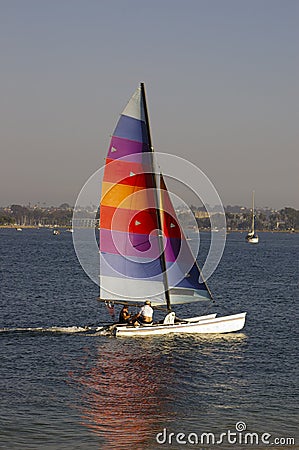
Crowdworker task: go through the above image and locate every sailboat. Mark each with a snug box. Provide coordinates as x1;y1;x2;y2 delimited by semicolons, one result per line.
98;83;246;336
246;191;259;244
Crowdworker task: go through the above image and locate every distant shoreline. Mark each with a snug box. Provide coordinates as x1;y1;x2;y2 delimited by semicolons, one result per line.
0;225;70;229
0;225;297;233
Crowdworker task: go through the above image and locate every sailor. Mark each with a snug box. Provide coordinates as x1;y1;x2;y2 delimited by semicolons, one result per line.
133;300;154;326
118;305;131;324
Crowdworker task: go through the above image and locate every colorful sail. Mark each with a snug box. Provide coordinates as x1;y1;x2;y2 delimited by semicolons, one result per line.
159;175;212;304
99;83;212;306
99;85;166;303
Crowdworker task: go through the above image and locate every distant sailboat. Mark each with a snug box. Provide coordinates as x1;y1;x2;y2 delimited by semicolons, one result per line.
98;83;246;336
246;191;259;244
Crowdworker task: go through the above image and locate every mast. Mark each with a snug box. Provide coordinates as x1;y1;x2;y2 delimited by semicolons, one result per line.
140;83;171;311
252;190;255;233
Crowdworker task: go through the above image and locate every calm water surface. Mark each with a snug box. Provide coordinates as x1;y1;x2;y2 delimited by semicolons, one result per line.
0;229;298;449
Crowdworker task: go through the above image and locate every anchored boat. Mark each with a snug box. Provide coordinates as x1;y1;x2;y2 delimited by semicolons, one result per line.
246;191;259;244
98;83;246;336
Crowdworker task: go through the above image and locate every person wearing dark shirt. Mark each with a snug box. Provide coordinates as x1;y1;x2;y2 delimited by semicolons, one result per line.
118;305;131;324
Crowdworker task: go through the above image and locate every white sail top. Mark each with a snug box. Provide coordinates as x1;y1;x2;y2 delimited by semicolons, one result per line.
122;85;146;122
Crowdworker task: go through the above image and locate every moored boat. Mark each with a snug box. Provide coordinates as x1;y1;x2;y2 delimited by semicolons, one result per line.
246;191;259;244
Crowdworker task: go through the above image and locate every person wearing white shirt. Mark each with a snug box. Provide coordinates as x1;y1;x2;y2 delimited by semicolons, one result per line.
133;300;153;325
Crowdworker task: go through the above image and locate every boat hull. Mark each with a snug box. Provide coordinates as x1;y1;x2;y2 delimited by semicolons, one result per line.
246;236;259;244
114;312;246;337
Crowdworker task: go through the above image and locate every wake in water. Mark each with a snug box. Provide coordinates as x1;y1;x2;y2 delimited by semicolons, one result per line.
0;325;107;334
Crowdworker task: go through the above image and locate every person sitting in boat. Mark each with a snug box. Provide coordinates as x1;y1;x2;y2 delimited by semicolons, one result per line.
133;300;154;326
118;305;132;324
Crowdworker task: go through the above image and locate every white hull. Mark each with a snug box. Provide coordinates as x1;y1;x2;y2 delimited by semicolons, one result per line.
246;236;259;244
114;312;246;337
246;191;258;243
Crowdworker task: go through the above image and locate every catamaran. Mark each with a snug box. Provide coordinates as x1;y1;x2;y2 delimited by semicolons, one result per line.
98;83;246;336
246;191;259;244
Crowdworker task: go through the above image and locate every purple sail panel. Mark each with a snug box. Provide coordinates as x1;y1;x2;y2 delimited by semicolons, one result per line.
100;229;161;259
107;137;150;161
163;237;181;262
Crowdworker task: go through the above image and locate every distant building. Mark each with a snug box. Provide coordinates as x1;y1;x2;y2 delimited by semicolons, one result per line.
194;211;210;219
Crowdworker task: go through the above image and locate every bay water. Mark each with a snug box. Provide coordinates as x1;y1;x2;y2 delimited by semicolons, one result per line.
0;229;298;449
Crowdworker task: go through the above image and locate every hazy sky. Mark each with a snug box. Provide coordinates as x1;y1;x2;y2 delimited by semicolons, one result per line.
1;0;298;209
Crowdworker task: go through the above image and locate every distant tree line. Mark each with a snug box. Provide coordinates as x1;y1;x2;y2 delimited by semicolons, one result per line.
0;204;298;231
0;204;73;227
179;206;299;231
